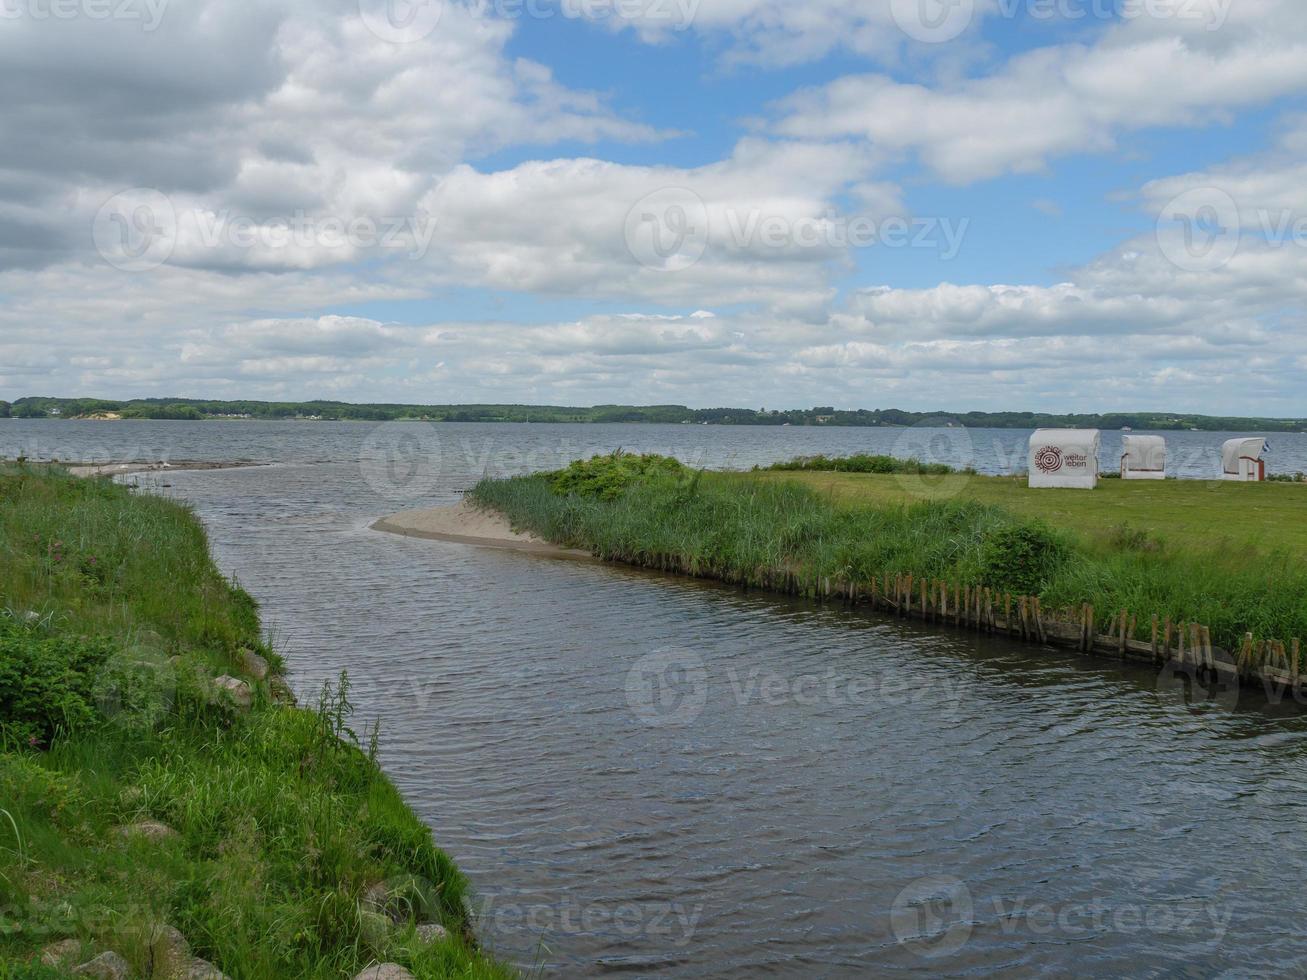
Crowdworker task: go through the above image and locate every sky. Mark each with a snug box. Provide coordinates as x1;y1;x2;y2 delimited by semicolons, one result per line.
2;0;1306;414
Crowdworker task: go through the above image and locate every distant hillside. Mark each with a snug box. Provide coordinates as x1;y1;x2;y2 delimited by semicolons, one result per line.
3;396;1304;432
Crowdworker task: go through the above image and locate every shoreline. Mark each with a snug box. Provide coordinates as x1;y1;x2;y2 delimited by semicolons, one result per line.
372;499;594;560
0;463;511;978
467;460;1307;701
65;460;262;478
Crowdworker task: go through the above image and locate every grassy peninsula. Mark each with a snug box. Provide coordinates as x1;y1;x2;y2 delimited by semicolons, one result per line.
0;466;511;979
470;453;1307;657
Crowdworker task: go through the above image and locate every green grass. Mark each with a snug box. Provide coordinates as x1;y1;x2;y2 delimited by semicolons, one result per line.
470;456;1307;654
0;465;514;979
760;470;1307;559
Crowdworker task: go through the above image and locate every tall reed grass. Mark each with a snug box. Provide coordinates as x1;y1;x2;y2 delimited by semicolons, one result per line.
471;466;1307;653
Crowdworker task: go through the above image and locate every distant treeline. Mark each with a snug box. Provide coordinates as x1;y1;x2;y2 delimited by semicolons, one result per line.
1;397;1304;432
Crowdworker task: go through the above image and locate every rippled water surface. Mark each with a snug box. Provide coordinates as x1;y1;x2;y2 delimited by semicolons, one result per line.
7;421;1307;977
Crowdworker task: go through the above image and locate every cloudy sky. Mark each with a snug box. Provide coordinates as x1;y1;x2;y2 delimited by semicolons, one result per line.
2;0;1305;413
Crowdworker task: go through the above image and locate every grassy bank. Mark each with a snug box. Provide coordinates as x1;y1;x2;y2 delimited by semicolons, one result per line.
470;454;1307;657
0;466;512;979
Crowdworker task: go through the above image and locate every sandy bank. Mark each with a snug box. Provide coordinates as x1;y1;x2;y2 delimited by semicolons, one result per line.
66;461;258;478
372;499;593;559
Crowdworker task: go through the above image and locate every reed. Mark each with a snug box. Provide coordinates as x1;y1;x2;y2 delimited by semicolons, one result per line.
471;460;1307;657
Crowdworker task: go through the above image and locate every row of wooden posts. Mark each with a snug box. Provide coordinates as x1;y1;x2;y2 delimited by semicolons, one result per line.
758;567;1302;690
629;553;1301;691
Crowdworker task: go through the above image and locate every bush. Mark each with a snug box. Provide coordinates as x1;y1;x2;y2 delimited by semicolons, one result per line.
550;452;689;501
976;523;1069;595
0;619;116;747
763;454;971;476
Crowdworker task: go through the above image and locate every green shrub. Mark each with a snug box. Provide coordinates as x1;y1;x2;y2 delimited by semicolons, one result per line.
0;619;115;747
550;452;689;500
976;523;1069;595
762;453;972;476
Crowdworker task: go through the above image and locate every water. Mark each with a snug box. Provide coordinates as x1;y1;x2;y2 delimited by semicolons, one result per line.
6;420;1307;976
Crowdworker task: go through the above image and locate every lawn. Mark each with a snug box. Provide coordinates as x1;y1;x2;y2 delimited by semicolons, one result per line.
761;471;1307;560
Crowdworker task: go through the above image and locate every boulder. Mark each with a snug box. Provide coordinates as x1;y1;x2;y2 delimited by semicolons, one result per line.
183;958;231;979
212;676;252;710
269;675;296;705
40;938;83;967
150;924;189;975
72;951;131;979
414;922;449;944
115;819;178;842
353;966;416;980
237;649;270;681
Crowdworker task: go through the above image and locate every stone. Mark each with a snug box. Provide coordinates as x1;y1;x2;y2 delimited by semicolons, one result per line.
40;938;83;967
115;819;178;842
268;675;296;705
150;924;189;975
183;958;231;979
237;649;269;682
414;922;449;944
72;951;131;979
361;876;433;924
353;966;416;980
212;675;252;710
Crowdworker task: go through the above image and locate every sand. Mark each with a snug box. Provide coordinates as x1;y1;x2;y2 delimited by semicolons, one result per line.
371;499;592;559
65;461;257;478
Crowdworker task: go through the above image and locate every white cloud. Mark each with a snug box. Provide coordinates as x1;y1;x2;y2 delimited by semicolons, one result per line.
772;0;1307;182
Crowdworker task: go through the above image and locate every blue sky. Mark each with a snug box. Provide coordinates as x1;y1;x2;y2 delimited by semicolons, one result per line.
2;0;1306;413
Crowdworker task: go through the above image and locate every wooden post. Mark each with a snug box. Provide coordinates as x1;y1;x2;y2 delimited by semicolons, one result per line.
1293;639;1301;685
1150;614;1159;659
1178;623;1186;665
1118;610;1128;655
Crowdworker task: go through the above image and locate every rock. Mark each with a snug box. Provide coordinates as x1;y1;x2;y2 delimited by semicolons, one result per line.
237;649;269;682
150;924;189;975
268;675;296;705
414;922;449;944
362;876;433;924
40;938;83;967
115;819;178;842
183;958;231;979
212;675;252;710
72;951;131;979
353;966;416;980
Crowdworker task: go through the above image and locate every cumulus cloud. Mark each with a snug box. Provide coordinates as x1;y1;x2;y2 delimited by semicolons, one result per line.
771;0;1307;183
